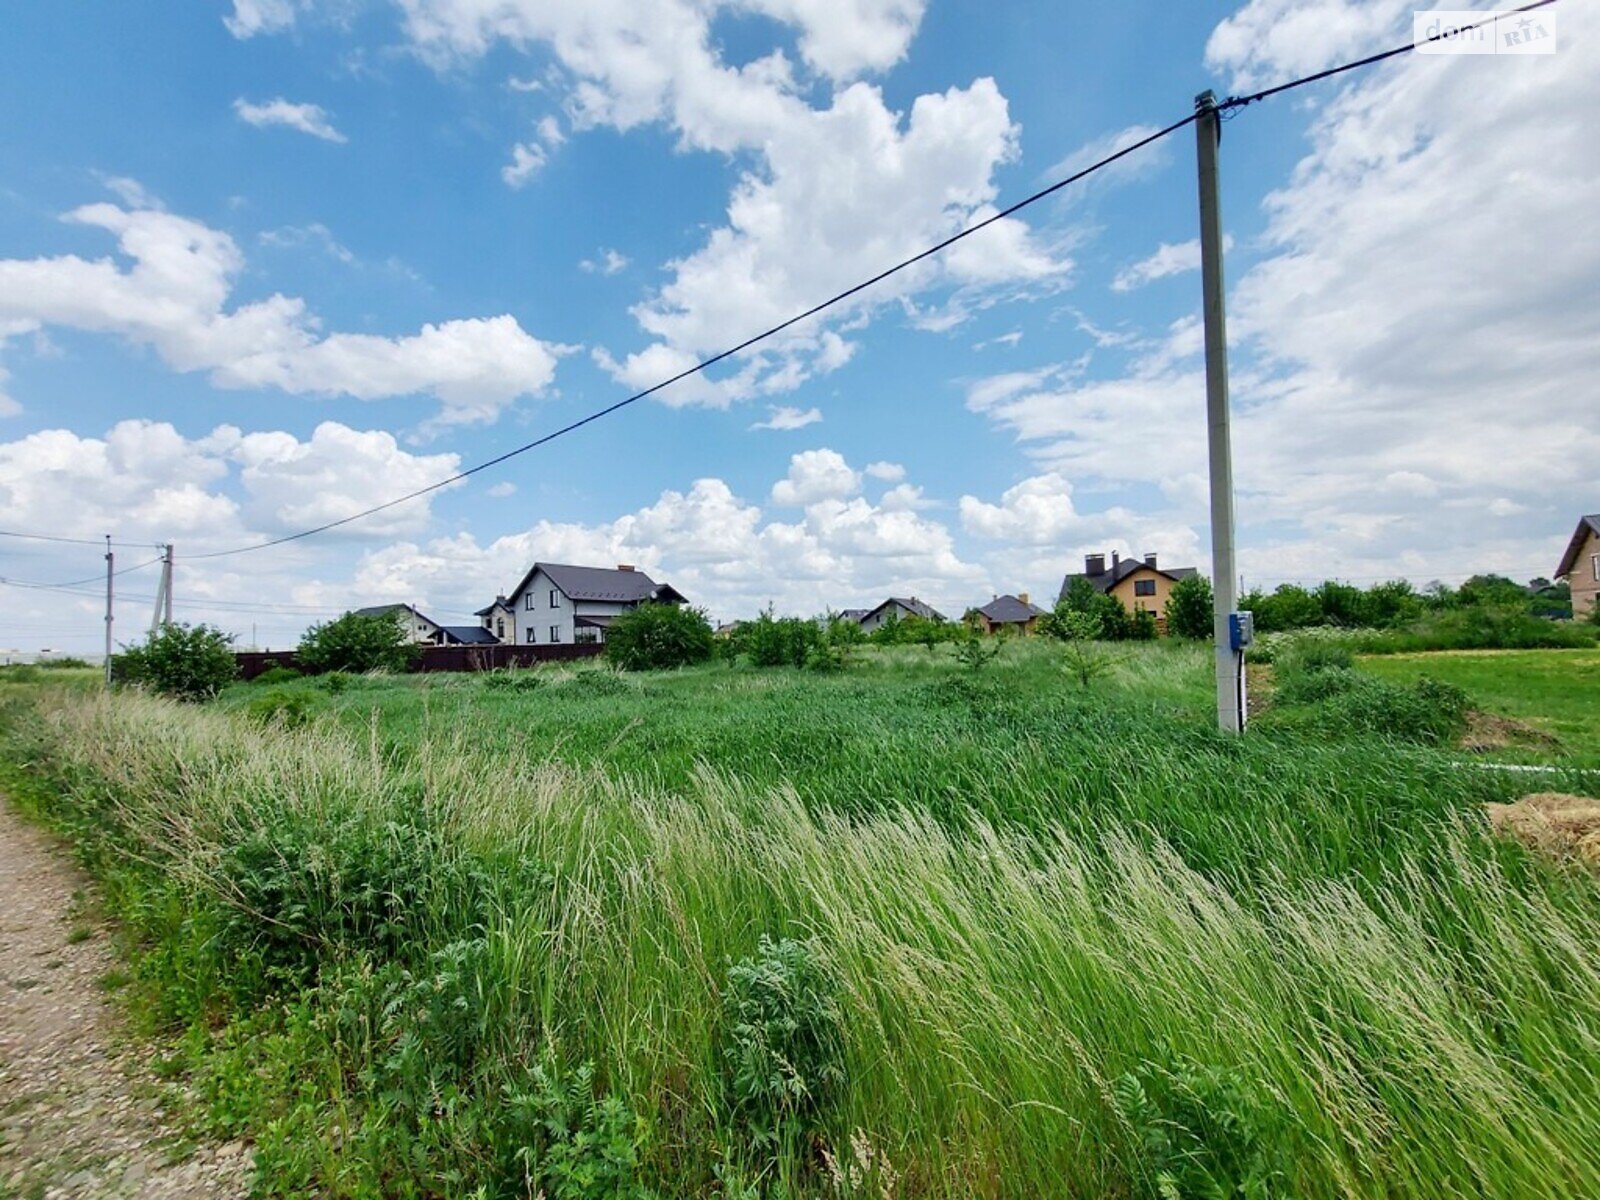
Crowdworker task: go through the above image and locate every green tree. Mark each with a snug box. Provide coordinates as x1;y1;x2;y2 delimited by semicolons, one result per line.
605;603;715;671
1165;574;1214;640
298;611;418;674
1457;573;1532;609
742;608;823;668
115;622;238;701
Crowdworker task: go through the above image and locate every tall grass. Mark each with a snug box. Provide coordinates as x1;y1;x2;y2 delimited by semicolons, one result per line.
3;650;1599;1197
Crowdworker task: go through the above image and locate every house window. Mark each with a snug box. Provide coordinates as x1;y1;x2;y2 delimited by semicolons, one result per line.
1592;553;1599;582
525;628;536;644
549;625;562;643
575;627;598;645
1134;579;1157;597
550;588;560;607
524;594;534;611
496;619;505;639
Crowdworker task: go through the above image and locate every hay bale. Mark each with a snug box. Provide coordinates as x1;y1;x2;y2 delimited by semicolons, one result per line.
1486;793;1600;863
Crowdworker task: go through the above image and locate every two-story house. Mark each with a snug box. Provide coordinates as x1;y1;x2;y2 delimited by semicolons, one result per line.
505;562;688;645
1555;514;1600;619
855;596;946;633
475;595;515;643
1058;552;1197;631
353;603;444;644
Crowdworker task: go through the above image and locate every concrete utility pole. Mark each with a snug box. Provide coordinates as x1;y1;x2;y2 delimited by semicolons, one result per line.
150;543;175;634
103;534;114;689
163;543;173;626
1195;91;1247;732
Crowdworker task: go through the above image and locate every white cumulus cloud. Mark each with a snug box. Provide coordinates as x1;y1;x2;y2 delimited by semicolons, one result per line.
233;97;347;143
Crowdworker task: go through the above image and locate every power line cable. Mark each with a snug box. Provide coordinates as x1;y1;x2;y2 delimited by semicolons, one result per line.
187;114;1202;560
0;556;163;591
1218;0;1557;112
6;6;1564;565
0;529;148;549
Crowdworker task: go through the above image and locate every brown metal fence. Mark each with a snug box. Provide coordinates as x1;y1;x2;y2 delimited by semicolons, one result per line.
235;643;602;680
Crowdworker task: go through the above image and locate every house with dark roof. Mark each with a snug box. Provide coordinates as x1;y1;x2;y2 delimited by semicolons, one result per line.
973;593;1046;635
352;603;444;644
1059;551;1198;632
475;595;514;643
1555;514;1600;619
855;596;946;633
504;562;688;646
436;624;500;646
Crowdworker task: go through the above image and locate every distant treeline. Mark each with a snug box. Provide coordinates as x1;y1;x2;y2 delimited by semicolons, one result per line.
1240;574;1575;632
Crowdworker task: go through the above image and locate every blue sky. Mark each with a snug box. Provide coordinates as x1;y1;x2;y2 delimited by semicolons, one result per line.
0;0;1592;651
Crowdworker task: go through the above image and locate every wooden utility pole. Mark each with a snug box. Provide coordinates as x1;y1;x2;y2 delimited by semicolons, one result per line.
1195;90;1247;732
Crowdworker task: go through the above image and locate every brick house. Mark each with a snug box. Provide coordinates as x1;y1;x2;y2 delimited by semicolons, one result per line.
1057;552;1198;633
1555;514;1600;619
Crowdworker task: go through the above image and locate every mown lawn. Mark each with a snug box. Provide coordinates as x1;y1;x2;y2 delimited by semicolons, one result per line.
1;640;1598;1199
1358;647;1600;765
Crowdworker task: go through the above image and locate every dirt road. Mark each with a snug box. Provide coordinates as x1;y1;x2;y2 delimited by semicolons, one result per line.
0;801;250;1199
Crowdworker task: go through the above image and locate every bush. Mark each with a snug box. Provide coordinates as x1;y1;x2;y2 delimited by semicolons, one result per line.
1354;606;1597;654
246;688;315;729
1113;1056;1294;1200
723;937;844;1149
605;603;714;671
739;610;823;669
252;665;303;685
297;611;417;675
37;656;92;669
1165;574;1214;640
484;667;545;692
114;622;238;701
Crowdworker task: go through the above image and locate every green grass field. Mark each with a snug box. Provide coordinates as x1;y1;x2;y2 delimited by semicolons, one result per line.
2;641;1599;1198
1358;648;1600;765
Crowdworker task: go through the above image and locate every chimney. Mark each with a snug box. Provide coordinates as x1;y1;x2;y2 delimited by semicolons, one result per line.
1019;591;1030;606
1144;553;1157;569
617;563;635;572
1112;551;1121;572
1085;553;1105;576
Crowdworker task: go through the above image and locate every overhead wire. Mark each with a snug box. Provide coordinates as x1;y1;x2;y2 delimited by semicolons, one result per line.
185;114;1203;560
0;6;1566;602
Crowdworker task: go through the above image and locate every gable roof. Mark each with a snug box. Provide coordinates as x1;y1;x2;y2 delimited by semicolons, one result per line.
863;596;946;623
978;594;1046;624
1555;515;1600;579
1059;559;1197;601
353;603;438;626
473;596;511;617
507;561;687;605
438;625;500;645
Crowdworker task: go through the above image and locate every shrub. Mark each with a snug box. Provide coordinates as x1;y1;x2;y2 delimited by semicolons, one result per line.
502;1058;657;1200
561;667;631;698
0;664;42;683
37;656;92;669
1353;606;1597;654
246;688;315;729
952;628;1000;671
297;611;417;675
1165;574;1214;640
1113;1056;1294;1200
605;603;714;671
484;667;545;692
252;665;303;685
214;815;452;986
114;622;238;702
740;610;823;669
320;670;353;694
723;936;844;1149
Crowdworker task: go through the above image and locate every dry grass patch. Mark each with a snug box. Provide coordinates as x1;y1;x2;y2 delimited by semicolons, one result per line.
1486;793;1600;864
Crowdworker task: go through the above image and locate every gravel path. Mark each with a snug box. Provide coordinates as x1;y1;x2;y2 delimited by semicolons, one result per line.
0;800;251;1199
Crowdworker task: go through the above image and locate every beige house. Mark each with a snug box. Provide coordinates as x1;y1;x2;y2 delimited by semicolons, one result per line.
1555;514;1600;619
1058;552;1198;633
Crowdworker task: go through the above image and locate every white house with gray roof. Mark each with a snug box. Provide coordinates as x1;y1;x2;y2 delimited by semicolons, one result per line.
504;562;688;646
